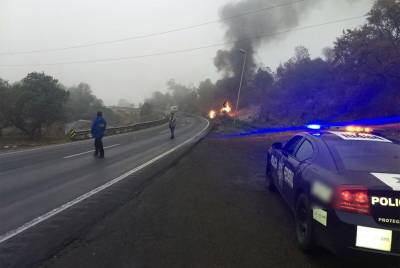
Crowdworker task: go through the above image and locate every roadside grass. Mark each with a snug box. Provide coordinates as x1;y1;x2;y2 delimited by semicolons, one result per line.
0;136;71;151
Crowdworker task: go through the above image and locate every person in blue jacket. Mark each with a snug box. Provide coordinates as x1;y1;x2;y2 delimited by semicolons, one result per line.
91;111;107;158
169;111;176;139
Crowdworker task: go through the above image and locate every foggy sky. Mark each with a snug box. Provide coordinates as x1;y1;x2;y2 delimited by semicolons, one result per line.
0;0;375;105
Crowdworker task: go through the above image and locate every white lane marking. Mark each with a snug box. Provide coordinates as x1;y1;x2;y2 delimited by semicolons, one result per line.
63;144;120;159
0;118;209;244
160;129;170;135
0;139;89;157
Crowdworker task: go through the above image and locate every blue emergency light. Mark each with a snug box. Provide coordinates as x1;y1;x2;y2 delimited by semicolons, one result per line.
306;124;322;130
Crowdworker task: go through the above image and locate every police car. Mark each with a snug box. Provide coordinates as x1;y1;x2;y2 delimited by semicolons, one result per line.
265;125;400;256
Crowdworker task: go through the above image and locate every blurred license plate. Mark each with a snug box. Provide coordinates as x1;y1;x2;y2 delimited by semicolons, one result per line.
356;226;392;252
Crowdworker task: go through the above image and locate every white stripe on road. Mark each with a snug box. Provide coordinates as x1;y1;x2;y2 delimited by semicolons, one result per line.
63;144;120;159
160;129;170;135
0;139;89;157
0;118;209;244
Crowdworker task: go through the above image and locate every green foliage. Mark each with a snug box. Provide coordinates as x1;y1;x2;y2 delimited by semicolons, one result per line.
66;83;119;125
142;80;200;116
7;72;69;139
0;79;11;136
241;68;274;108
66;83;104;121
167;79;198;113
197;79;217;112
147;91;172;112
265;56;335;125
331;0;400;119
140;102;155;121
0;73;119;139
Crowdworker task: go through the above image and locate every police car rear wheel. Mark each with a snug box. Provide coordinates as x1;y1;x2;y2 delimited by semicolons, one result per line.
295;194;314;252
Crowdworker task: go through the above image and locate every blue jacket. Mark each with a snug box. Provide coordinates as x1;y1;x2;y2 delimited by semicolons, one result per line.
91;116;107;139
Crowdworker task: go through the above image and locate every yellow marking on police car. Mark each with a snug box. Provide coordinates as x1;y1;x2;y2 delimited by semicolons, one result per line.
312;207;327;226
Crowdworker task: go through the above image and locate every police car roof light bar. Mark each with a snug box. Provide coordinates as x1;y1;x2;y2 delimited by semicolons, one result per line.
306;124;322;130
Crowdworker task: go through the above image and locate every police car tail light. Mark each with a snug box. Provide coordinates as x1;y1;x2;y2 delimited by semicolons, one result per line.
333;186;370;215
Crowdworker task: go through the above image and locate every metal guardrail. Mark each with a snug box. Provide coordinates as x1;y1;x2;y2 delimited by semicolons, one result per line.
68;117;169;141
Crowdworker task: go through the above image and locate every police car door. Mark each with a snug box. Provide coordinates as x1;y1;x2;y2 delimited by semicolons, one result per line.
284;139;314;206
278;136;303;202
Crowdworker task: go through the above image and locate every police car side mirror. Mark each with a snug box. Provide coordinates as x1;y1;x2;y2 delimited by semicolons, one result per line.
272;142;283;150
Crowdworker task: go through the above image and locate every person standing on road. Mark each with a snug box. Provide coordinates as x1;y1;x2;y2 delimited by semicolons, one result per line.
91;111;107;158
169;112;176;139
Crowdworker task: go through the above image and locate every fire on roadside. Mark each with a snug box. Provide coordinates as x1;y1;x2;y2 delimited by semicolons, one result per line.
208;101;233;119
221;101;232;113
208;110;216;119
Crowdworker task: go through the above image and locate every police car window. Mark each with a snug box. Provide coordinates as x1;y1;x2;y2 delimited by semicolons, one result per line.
283;136;302;155
330;141;400;172
295;140;313;161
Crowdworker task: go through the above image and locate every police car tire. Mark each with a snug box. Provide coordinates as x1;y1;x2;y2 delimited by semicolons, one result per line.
295;194;315;252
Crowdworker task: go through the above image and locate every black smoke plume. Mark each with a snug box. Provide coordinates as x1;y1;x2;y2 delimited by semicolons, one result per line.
214;0;317;78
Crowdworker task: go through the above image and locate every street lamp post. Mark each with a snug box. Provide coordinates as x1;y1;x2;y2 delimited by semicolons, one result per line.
234;49;247;127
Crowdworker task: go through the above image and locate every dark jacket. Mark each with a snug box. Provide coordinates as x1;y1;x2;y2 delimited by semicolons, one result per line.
169;115;176;129
91;116;107;139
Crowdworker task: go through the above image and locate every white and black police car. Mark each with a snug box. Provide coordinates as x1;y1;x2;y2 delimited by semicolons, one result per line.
265;125;400;256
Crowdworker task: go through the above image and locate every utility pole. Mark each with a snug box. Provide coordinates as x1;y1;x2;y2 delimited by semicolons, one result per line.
234;49;247;127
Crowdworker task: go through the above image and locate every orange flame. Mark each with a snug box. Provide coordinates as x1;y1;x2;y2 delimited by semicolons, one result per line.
221;101;232;113
208;110;216;119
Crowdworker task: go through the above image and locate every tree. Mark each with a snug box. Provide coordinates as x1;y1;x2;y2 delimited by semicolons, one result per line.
294;46;311;62
257;45;336;125
118;98;135;108
197;79;216;114
242;68;274;107
147;91;172;112
66;83;119;125
66;83;103;121
140;102;154;120
322;47;335;63
332;0;400;119
167;80;198;112
8;72;69;139
368;0;400;47
0;79;10;137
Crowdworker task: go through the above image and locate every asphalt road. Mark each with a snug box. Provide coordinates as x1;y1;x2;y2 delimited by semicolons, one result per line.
39;132;399;268
0;114;208;243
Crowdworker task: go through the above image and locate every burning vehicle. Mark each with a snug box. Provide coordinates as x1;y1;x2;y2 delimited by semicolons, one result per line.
208;101;234;119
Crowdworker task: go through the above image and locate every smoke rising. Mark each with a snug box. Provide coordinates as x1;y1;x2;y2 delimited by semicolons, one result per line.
214;0;318;77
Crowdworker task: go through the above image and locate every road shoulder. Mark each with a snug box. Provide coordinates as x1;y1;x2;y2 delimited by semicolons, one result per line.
40;133;390;268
